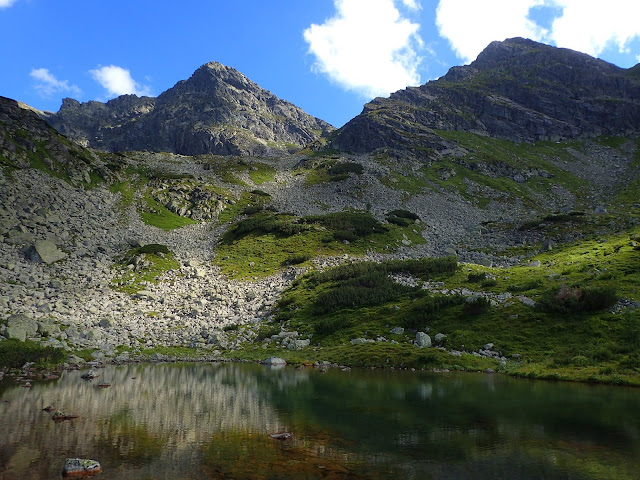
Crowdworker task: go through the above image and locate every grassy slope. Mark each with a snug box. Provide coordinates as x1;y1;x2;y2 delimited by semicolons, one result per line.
228;225;640;385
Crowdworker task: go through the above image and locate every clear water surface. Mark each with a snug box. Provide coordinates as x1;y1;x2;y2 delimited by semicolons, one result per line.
1;362;638;479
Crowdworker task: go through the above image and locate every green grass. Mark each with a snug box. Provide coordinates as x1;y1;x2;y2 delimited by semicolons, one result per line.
140;195;198;230
262;227;640;384
111;247;181;294
214;210;426;279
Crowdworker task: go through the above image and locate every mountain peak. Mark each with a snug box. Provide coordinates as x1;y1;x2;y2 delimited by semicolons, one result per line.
44;62;333;156
332;39;640;153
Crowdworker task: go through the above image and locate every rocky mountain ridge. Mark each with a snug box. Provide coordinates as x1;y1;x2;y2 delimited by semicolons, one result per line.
331;37;640;155
43;62;334;156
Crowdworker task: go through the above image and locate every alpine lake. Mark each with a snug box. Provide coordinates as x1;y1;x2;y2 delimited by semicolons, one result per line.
1;362;638;479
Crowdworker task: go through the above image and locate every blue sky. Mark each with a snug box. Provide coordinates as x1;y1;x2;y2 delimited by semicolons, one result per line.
1;0;639;127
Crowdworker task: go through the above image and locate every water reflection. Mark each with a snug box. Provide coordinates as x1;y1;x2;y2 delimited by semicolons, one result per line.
1;363;638;479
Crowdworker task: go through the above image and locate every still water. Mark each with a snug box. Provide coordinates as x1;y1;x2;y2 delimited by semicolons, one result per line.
0;362;638;479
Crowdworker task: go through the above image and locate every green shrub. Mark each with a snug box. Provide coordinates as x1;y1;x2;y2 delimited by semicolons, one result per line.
463;296;491;315
241;205;263;216
221;213;307;243
481;278;498;287
385;256;458;278
467;272;487;283
387;216;411;227
303;212;388;242
136;243;171;255
328;162;363;176
507;280;543;292
256;325;281;341
386;209;420;227
571;355;589;367
313;270;406;314
387;209;420;221
223;324;239;332
404;294;465;329
283;254;312;266
0;339;66;368
314;317;352;335
537;285;617;313
250;189;271;197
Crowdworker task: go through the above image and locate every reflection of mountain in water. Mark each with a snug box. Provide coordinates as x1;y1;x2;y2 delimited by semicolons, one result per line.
0;363;300;479
1;364;639;480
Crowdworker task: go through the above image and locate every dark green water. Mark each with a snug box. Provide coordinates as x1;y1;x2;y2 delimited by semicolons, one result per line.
0;363;638;479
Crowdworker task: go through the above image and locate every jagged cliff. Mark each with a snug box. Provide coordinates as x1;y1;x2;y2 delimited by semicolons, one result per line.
43;62;334;156
331;38;640;154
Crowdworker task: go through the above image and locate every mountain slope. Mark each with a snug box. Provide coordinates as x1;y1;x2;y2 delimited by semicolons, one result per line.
44;62;334;156
331;38;640;154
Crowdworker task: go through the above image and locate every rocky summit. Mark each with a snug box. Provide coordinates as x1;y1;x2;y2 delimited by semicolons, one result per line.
43;62;334;156
331;37;640;155
1;39;639;384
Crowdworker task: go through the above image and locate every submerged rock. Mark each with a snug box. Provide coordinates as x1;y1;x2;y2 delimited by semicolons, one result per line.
62;458;102;477
263;357;286;366
52;411;78;422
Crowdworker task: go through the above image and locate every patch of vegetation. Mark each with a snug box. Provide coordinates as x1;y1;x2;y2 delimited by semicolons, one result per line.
140;194;198;230
0;339;66;368
302;211;388;242
462;296;492;315
536;285;618;313
111;245;180;294
327;161;364;176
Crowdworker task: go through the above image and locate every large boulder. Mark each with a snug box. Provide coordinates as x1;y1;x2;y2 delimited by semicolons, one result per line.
416;332;432;348
27;239;67;264
4;313;38;341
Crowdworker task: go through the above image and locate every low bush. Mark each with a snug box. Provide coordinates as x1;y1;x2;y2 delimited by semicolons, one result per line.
481;278;498;287
136;244;171;255
467;272;487;283
313;317;352;335
303;212;388;242
328;162;364;176
221;213;307;243
537;285;617;313
463;296;491;315
507;280;543;292
0;339;66;368
283;253;312;266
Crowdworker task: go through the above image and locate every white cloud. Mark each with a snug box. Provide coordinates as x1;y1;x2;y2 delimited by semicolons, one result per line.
304;0;423;98
436;0;547;64
401;0;421;10
548;0;640;57
435;0;640;64
89;65;151;97
30;68;81;98
0;0;18;8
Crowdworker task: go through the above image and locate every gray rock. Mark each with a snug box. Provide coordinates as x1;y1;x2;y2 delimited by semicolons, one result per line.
390;327;405;335
528;260;541;267
287;339;310;350
416;332;432;348
4;314;38;341
434;333;447;343
99;317;115;328
66;355;86;365
27;239;67;264
263;356;286;366
518;296;537;308
350;338;373;345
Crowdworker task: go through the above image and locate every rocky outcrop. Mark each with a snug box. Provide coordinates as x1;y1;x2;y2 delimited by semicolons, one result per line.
44;62;334;156
0;96;115;186
331;38;640;154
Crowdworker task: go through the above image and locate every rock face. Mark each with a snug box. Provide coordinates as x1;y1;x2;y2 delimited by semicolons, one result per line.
331;38;640;154
44;62;334;156
0;96;114;186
